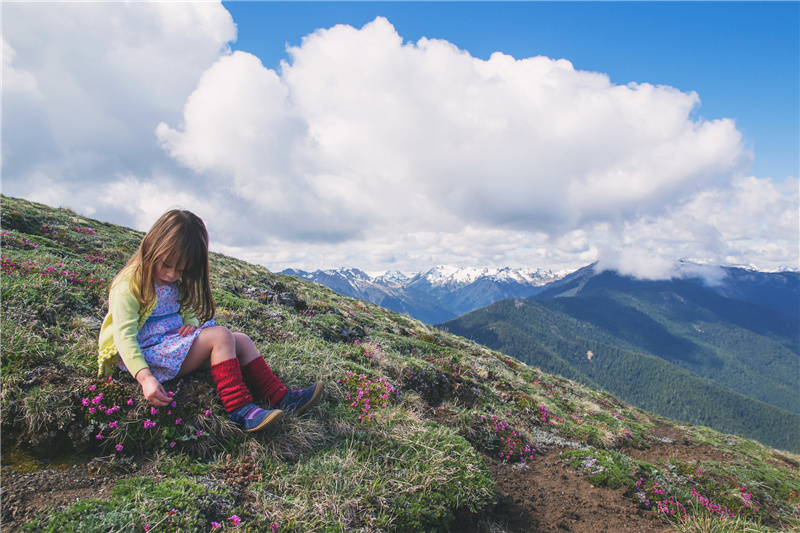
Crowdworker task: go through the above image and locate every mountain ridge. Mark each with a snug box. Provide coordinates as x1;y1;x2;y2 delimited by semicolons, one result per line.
282;265;563;324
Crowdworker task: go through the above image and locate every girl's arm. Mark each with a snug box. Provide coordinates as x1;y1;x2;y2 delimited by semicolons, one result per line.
179;306;200;327
135;368;171;407
108;279;168;406
108;279;150;378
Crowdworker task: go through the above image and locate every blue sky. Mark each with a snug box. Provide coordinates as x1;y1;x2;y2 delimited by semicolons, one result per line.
3;1;798;276
224;1;799;181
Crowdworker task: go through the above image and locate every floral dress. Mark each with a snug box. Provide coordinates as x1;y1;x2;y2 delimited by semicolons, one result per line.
119;282;216;382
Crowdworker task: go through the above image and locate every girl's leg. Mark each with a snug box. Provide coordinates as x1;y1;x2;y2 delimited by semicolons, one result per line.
178;326;235;377
181;327;283;432
236;332;324;416
235;333;289;406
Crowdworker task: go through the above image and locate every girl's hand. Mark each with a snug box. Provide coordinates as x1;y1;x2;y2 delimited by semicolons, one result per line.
136;369;171;407
178;324;198;337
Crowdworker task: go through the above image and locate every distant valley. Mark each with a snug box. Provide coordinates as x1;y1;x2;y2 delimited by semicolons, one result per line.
442;263;800;452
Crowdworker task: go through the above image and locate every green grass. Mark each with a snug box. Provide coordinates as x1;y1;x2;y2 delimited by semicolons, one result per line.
3;194;800;532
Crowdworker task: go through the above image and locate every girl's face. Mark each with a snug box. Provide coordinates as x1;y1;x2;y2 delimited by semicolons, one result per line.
153;256;185;285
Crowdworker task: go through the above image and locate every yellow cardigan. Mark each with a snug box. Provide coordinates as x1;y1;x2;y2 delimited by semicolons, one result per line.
97;269;199;378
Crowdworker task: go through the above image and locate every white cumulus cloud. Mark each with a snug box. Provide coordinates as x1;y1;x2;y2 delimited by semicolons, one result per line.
2;1;235;226
3;7;796;276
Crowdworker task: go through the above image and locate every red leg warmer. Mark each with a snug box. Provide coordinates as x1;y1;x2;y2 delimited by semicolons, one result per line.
242;357;288;407
210;358;253;413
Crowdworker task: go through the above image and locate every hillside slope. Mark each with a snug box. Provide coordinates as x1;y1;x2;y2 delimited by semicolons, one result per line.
442;275;800;453
2;195;799;533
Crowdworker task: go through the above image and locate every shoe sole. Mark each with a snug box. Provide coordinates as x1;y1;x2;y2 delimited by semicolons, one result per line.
294;381;325;417
244;409;285;433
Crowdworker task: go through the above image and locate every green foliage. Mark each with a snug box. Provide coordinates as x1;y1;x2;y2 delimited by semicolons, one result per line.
29;476;241;532
562;448;639;489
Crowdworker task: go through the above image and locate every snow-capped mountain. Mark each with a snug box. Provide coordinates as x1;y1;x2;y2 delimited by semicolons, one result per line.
408;266;559;291
280;266;563;324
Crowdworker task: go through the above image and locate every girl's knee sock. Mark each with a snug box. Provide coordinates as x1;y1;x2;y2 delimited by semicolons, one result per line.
242;357;288;407
210;358;254;413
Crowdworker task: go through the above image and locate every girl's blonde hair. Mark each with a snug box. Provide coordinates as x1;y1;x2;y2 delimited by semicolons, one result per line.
114;210;215;323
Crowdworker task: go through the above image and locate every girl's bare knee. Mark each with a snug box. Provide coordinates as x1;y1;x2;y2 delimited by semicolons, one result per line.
202;326;235;348
232;332;252;344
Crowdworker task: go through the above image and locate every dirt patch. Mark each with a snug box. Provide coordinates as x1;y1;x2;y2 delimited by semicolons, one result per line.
622;423;737;465
1;456;156;532
452;451;669;533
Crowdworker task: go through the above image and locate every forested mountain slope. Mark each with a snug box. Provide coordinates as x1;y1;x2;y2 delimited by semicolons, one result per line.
442;273;800;453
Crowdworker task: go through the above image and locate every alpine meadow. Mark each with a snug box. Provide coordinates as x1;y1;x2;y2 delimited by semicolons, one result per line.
2;195;799;533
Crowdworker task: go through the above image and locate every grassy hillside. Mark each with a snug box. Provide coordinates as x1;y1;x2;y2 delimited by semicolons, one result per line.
443;289;800;454
2;195;799;533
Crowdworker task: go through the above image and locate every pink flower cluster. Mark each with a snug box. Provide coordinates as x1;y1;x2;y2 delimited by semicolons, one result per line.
0;232;38;248
73;226;98;236
80;378;212;454
536;405;564;426
0;256;105;289
635;475;651;509
483;414;536;463
210;515;248;530
81;381;132;448
338;371;398;421
354;339;382;361
656;497;688;521
689;488;735;518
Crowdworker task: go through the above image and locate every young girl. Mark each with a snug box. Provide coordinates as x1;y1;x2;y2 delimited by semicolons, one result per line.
97;209;324;433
